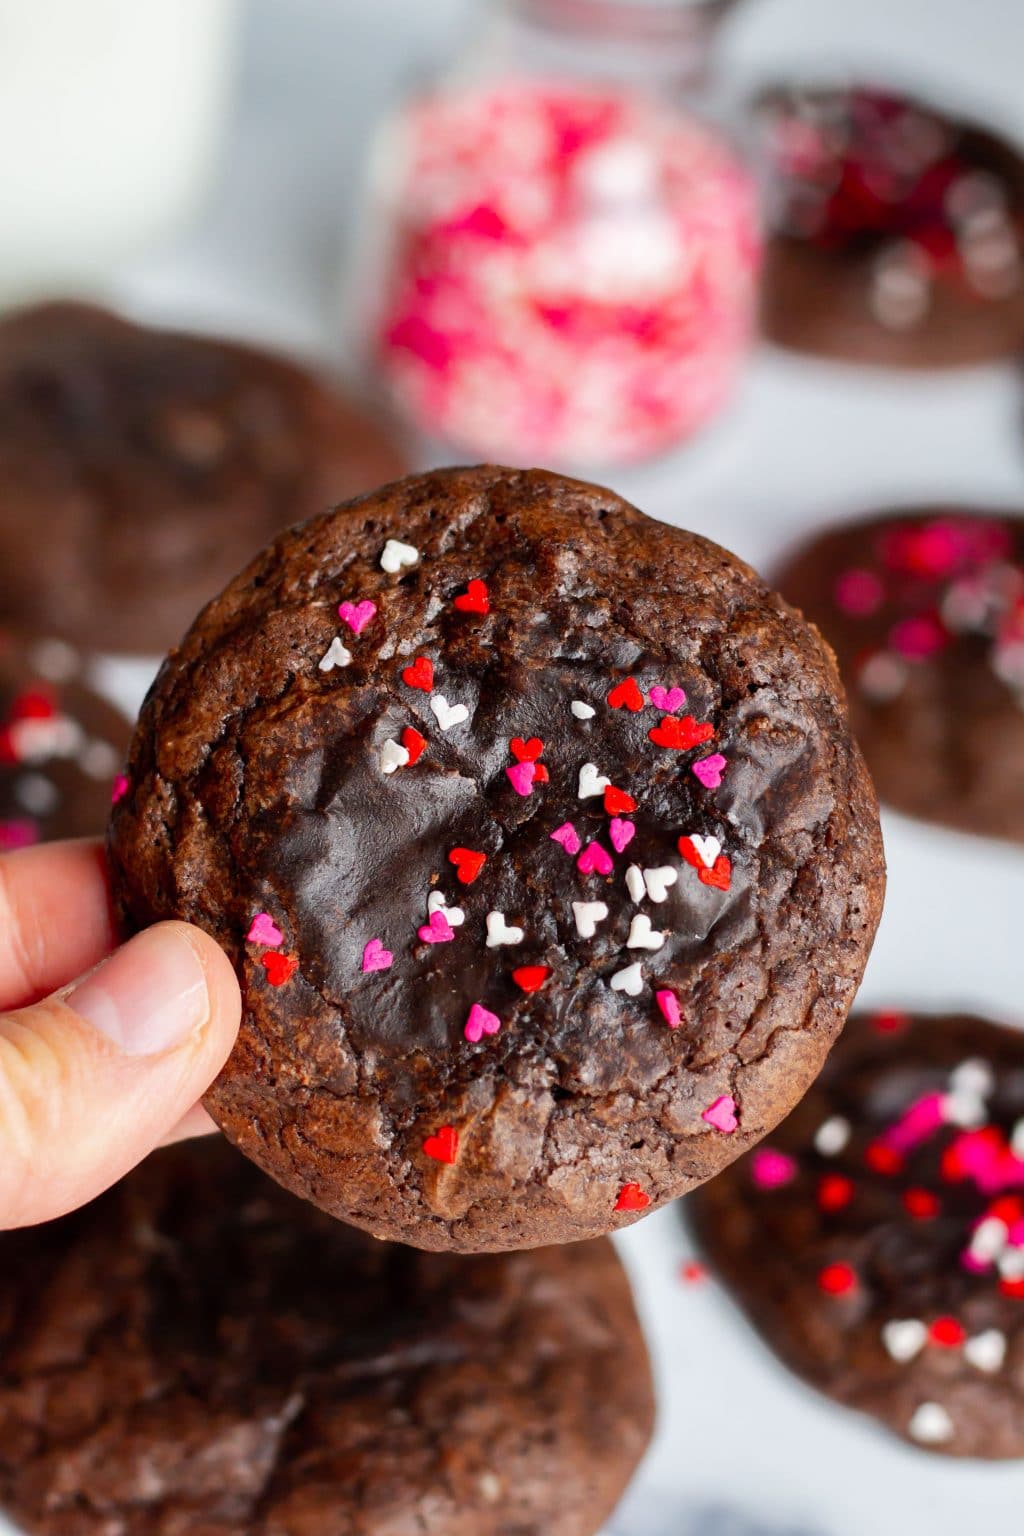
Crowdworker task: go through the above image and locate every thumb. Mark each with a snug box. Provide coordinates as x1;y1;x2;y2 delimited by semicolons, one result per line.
0;922;240;1229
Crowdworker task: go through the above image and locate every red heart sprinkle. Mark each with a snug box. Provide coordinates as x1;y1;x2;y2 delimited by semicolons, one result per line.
261;952;298;987
615;1182;651;1212
902;1187;940;1220
510;736;544;762
423;1125;459;1164
454;579;489;615
999;1277;1024;1299
929;1316;966;1348
449;847;486;884
512;965;551;993
817;1261;857;1296
532;762;549;784
817;1174;854;1212
873;1009;910;1033
648;715;715;751
607;677;644;712
865;1142;903;1175
11;688;56;721
402;656;434;692
402;727;427;766
603;785;636;815
699;855;731;892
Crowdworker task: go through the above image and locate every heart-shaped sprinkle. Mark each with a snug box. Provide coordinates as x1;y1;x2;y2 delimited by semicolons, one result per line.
261;952;298;987
453;578;489;615
702;1095;738;1133
449;847;486;884
699;855;732;892
625;864;646;903
882;1319;928;1362
611;961;644;996
247;912;283;947
908;1403;954;1445
815;1116;852;1157
550;822;582;856
506;761;536;796
929;1317;966;1349
513;965;551;993
964;1328;1007;1373
649;715;715;751
427;891;464;927
603;785;636;815
510;736;543;762
571;700;596;720
338;599;377;635
380;738;410;774
430;694;469;731
649;685;686;711
465;1002;501;1043
380;538;420;573
615;1183;651;1212
643;867;677;903
111;773;129;805
418;909;455;944
533;762;549;784
608;817;634;853
578;762;611;799
577;842;614;876
423;1125;459;1164
607;677;644;712
318;636;352;672
656;989;681;1028
572;900;609;939
486;911;524;947
402;727;427;765
628;913;665;951
693;753;727;789
402;656;434;691
679;833;722;871
750;1148;797;1189
818;1262;857;1296
362;938;394;972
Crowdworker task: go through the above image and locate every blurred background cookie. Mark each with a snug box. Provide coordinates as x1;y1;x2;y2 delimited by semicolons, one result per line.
0;302;407;654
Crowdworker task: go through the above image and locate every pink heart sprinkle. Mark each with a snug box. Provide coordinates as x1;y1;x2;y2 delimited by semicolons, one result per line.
418;908;455;944
506;761;536;797
577;841;614;876
608;817;635;853
751;1148;797;1189
362;938;393;972
650;685;686;712
703;1095;738;1134
338;599;378;635
693;753;727;790
656;989;681;1028
247;912;283;947
550;822;581;855
464;1002;501;1043
111;773;129;805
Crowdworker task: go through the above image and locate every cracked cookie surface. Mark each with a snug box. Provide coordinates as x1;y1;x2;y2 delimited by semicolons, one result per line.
108;465;885;1251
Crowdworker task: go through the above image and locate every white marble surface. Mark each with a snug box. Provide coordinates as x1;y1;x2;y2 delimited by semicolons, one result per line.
11;2;1023;1533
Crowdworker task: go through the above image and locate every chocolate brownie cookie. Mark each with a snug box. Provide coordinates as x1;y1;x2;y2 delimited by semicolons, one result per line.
0;628;130;848
0;302;407;653
755;86;1024;366
776;507;1024;843
0;1137;654;1535
691;1010;1024;1457
108;465;884;1252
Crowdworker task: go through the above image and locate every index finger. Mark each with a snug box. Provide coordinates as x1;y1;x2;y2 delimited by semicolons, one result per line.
0;840;118;1010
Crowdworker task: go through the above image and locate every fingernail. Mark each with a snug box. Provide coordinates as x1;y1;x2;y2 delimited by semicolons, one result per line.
65;926;210;1056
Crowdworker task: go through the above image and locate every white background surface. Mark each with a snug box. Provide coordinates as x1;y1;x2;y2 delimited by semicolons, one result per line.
26;2;1024;1532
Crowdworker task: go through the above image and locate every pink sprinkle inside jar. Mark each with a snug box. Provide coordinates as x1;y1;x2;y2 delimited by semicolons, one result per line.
355;0;759;465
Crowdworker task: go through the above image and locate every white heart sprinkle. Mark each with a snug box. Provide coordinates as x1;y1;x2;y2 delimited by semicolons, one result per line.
908;1402;954;1445
685;833;722;869
643;866;677;904
998;1248;1024;1281
486;911;524;948
578;762;611;799
610;961;644;997
380;739;410;775
572;901;609;939
627;914;666;952
964;1329;1007;1374
380;538;420;574
942;1090;987;1130
969;1216;1008;1264
430;694;469;731
571;700;596;720
318;636;352;672
625;865;646;904
1012;1119;1024;1159
814;1116;851;1157
949;1058;995;1100
882;1318;927;1363
428;891;465;927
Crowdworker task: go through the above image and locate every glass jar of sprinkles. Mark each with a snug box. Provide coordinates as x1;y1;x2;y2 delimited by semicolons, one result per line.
351;0;760;467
